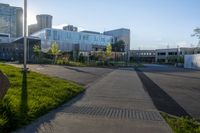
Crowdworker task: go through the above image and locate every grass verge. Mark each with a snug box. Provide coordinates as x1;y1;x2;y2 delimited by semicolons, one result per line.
161;113;200;133
0;63;84;133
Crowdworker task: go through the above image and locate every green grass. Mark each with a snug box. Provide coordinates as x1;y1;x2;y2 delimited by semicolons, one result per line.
162;113;200;133
0;63;84;132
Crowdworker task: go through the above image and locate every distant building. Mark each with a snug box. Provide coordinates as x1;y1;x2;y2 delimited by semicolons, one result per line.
104;28;130;51
0;3;23;37
37;14;52;29
130;50;156;63
155;47;195;64
63;25;78;32
104;28;130;61
28;14;52;35
0;33;10;43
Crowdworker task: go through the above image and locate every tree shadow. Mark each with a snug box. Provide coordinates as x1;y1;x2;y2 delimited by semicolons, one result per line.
20;70;28;120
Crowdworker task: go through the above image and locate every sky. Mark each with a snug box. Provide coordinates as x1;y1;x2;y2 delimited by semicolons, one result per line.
0;0;200;50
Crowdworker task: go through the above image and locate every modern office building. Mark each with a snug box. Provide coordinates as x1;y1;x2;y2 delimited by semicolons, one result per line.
0;37;41;61
63;25;78;32
104;28;131;52
0;33;10;43
31;28;113;53
28;14;53;35
0;3;23;37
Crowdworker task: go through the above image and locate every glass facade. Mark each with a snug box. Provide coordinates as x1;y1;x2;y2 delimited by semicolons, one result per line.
0;4;23;37
32;28;113;52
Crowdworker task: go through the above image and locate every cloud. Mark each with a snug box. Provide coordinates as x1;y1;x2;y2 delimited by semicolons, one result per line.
177;41;189;47
53;23;68;29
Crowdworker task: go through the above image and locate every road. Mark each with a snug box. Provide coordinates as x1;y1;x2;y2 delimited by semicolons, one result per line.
139;64;200;120
15;67;172;133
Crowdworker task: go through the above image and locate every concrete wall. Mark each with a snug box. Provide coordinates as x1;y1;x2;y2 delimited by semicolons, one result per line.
184;54;200;70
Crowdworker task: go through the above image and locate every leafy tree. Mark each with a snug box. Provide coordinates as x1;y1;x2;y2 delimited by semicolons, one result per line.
178;56;184;64
112;40;125;52
33;44;41;62
33;44;41;57
106;43;112;58
50;42;61;64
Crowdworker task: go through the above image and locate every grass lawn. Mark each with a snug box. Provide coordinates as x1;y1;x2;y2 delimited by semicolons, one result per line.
162;113;200;133
0;63;84;133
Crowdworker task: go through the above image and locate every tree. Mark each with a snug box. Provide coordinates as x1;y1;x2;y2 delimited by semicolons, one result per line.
33;44;41;57
106;43;112;58
33;44;41;62
112;40;125;52
50;42;61;64
192;27;200;47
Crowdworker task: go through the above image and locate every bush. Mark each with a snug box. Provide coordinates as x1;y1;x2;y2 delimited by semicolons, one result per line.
162;113;200;133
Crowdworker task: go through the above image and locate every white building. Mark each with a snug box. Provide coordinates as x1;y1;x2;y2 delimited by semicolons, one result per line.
184;54;200;70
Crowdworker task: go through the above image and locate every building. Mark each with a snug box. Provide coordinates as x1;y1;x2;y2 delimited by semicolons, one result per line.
130;50;156;63
63;25;78;32
184;54;200;70
28;14;53;35
0;37;41;61
37;14;52;29
0;33;10;43
104;28;130;52
81;30;100;35
0;3;23;37
31;28;113;53
155;47;195;64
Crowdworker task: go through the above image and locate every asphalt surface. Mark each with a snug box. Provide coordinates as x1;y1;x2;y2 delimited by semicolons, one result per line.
139;64;200;120
15;68;172;133
9;64;114;86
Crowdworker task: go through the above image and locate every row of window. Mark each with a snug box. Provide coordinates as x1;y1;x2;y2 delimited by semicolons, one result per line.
157;52;178;56
136;52;156;56
45;30;111;44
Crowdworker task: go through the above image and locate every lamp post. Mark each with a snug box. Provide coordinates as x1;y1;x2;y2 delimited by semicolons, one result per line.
23;0;27;71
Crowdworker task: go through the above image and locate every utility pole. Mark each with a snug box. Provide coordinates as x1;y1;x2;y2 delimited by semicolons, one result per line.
23;0;27;71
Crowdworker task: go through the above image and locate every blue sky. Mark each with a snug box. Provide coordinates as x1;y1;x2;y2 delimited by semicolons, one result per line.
0;0;200;49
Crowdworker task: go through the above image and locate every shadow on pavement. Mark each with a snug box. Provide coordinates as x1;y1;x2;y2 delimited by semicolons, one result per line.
135;68;191;117
64;66;96;75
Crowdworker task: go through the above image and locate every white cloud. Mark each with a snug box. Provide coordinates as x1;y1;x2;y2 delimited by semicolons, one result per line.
53;23;68;29
177;41;189;48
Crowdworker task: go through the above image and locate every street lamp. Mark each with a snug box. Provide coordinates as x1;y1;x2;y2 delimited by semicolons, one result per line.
23;0;27;71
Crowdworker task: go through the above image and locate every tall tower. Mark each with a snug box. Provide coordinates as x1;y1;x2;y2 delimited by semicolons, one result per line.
28;14;53;35
0;3;23;37
36;14;52;29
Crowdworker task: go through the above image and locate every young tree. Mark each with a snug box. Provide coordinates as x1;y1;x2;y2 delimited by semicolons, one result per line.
50;42;61;64
33;44;41;57
106;43;112;58
33;44;41;62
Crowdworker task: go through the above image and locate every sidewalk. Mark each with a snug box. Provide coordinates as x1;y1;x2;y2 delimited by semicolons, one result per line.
15;68;172;133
